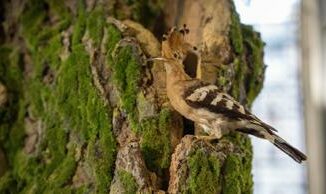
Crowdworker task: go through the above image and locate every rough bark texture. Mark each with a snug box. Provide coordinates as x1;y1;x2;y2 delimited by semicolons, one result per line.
0;0;265;193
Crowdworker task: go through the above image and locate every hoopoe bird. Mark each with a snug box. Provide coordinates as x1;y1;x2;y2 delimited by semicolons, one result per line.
155;25;307;163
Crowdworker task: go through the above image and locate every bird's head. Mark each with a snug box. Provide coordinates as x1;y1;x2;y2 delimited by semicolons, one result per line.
149;25;200;78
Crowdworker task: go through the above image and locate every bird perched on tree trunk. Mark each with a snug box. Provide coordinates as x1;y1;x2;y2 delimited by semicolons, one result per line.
153;25;307;163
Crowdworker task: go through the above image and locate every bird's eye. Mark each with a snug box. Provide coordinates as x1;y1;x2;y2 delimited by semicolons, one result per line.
174;53;178;58
162;34;167;41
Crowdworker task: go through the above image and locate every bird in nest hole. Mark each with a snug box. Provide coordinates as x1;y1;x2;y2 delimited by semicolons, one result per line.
150;24;307;163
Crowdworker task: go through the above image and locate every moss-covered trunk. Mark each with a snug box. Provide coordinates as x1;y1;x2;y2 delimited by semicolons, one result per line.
0;0;265;193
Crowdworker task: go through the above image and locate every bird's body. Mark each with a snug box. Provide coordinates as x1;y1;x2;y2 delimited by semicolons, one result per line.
159;26;307;163
165;58;269;140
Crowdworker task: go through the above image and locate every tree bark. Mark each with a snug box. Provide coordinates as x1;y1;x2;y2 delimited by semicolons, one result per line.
0;0;265;193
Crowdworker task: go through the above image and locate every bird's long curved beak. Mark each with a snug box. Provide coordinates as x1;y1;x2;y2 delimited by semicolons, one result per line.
146;57;169;62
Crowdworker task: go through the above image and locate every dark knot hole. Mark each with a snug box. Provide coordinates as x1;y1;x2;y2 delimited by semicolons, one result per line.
183;51;198;78
182;51;199;135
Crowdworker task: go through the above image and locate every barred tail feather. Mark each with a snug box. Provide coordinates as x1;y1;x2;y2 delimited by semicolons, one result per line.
236;126;307;163
273;136;307;163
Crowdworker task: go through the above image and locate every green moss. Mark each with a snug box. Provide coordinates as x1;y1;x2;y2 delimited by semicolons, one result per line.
223;133;253;194
229;7;243;54
20;0;47;51
75;185;91;194
41;126;69;177
231;57;247;100
37;19;71;44
0;47;25;166
12;151;37;184
228;2;247;101
13;40;116;194
86;7;105;47
222;154;241;194
241;25;265;106
227;1;265;107
118;170;138;194
140;108;172;173
85;116;117;193
43;34;63;70
0;172;17;193
46;0;71;21
106;25;123;55
20;0;71;51
72;0;87;46
185;149;220;194
45;187;74;194
59;45;116;193
110;45;141;132
6;109;25;167
105;26;140;132
47;149;77;188
1;2;118;191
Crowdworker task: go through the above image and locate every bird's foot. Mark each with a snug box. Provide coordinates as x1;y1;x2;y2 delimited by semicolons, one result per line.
192;135;219;150
194;135;218;142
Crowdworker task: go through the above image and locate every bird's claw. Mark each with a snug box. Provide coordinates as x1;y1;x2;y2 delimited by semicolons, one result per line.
192;135;218;150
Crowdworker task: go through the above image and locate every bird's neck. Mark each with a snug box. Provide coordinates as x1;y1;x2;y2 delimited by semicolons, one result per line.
164;61;190;83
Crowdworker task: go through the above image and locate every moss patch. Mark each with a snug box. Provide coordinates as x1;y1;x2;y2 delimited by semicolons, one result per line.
110;44;141;132
229;10;243;54
1;2;117;193
222;154;241;194
227;1;265;106
87;7;105;47
184;149;220;194
0;172;17;194
46;0;71;21
118;170;138;194
72;0;87;46
106;24;123;60
222;133;253;194
140;108;172;173
241;25;265;106
0;46;24;163
20;0;48;51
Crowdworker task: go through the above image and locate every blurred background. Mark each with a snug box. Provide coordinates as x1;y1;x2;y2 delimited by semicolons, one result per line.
234;0;326;194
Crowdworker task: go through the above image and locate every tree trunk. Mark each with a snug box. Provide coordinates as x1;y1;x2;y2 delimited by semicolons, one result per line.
0;0;265;193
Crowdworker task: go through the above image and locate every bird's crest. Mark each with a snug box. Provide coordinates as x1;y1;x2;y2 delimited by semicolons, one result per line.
161;25;196;62
160;25;200;78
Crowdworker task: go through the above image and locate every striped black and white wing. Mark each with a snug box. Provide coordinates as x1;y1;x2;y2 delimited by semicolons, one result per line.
184;82;253;120
183;81;277;132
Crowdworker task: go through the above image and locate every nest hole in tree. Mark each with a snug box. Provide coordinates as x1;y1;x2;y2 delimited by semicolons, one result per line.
182;51;199;135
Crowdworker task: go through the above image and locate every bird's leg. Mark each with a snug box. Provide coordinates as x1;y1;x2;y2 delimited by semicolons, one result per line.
194;135;219;142
197;124;223;139
192;135;219;150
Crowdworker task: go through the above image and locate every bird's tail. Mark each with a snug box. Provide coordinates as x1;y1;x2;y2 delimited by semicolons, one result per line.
236;126;307;163
272;135;307;163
